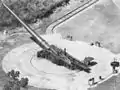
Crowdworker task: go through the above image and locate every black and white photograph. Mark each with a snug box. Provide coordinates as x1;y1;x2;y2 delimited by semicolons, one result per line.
0;0;120;90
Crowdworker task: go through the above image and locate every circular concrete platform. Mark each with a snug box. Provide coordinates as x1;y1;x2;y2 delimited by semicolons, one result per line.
2;34;119;90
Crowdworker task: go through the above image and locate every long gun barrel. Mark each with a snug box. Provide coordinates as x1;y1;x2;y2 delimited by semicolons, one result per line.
1;1;58;54
1;1;95;72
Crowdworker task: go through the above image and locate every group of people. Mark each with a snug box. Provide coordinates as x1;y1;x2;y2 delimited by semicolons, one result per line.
66;34;103;48
66;35;73;41
90;41;102;47
66;35;102;48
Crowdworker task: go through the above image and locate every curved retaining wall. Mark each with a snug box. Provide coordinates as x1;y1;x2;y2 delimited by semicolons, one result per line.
46;0;99;34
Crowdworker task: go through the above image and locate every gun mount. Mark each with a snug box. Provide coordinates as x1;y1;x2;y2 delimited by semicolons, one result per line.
1;1;97;73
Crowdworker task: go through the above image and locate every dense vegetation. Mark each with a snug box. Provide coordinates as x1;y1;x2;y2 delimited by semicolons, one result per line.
0;0;70;30
3;70;28;90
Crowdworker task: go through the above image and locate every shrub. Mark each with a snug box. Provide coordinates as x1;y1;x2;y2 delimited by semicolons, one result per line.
4;70;29;90
7;70;20;80
20;78;28;88
0;0;70;30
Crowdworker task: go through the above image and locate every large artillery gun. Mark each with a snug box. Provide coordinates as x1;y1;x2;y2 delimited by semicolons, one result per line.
1;1;97;73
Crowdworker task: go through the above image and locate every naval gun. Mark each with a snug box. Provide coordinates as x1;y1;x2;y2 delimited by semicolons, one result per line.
1;1;97;73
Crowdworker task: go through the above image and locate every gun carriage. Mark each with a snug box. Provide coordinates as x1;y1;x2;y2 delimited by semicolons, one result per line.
1;1;97;73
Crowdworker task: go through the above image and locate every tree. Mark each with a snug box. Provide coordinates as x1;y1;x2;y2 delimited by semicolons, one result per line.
4;70;29;90
6;70;15;79
10;70;15;78
13;83;20;90
3;84;11;90
0;0;71;30
14;71;20;79
3;81;14;90
20;78;29;88
64;0;70;5
7;70;20;80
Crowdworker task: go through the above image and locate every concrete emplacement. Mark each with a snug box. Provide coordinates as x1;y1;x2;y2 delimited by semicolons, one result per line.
2;33;120;90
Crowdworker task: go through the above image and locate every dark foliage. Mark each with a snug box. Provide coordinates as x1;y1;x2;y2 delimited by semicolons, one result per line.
20;78;28;88
3;84;11;90
3;70;29;90
0;0;70;30
13;83;20;90
3;81;14;90
7;70;20;80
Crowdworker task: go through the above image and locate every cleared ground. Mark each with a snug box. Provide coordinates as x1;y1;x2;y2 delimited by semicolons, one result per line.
47;0;120;90
1;0;120;90
0;0;92;89
54;0;120;54
2;33;120;90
